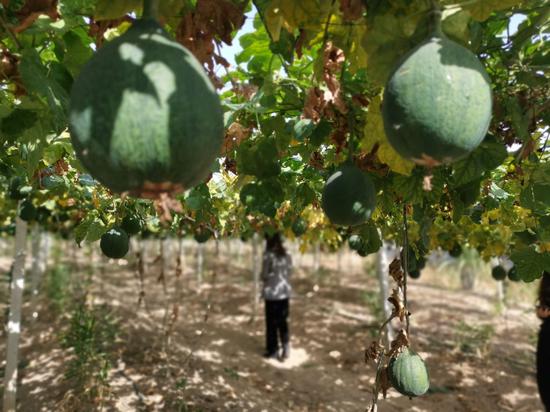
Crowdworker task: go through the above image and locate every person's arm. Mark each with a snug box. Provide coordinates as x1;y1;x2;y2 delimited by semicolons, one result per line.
537;305;550;319
260;253;271;282
287;255;293;277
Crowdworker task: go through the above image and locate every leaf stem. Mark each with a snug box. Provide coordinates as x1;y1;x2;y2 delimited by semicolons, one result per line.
0;13;22;50
142;0;159;20
402;204;410;337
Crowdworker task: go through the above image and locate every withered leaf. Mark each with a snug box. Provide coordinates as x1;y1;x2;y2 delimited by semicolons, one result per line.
387;288;406;322
340;0;365;21
388;330;409;359
364;340;384;364
389;258;404;285
379;367;391;399
223;122;251;154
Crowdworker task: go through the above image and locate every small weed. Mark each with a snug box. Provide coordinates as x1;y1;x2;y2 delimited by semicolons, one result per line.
224;367;239;380
46;264;70;312
454;321;494;357
362;291;381;315
61;304;118;403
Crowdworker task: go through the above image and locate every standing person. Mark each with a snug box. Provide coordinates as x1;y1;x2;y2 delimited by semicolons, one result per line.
537;271;550;411
261;233;292;360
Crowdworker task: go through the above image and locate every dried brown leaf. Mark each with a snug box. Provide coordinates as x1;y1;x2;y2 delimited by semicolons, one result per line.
322;43;347;114
423;173;433;191
176;0;246;73
154;193;184;224
379;367;391;399
340;0;365;21
302;87;326;123
223;122;251;154
388;288;406;322
364;340;384;364
388;330;409;359
389;258;404;285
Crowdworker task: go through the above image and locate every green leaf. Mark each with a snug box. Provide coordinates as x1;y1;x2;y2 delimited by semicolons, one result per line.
240;179;284;217
43;141;68;166
19;49;69;133
293;119;315;141
237;138;281;178
74;213;107;245
359;223;382;254
185;184;211;211
309;120;332;147
452;136;507;186
0;109;38;141
532;164;550;186
361;95;414;175
393;167;445;205
520;183;550;214
59;0;98;17
505;96;529;141
63;31;93;77
510;247;550;282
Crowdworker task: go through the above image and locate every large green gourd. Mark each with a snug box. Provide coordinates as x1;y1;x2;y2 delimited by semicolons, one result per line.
321;164;376;226
389;347;430;397
382;16;492;166
69;16;223;197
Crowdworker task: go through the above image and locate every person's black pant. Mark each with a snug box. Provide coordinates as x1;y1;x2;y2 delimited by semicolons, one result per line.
265;299;289;355
538;319;550;410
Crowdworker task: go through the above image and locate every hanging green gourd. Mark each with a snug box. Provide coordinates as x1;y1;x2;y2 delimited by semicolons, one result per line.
382;8;492;166
321;163;377;227
68;0;223;198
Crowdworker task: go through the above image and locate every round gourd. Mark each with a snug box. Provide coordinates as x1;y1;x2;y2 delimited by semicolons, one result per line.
400;246;426;272
121;215;142;236
491;265;507;281
389;347;430;397
100;227;130;259
357;247;369;257
19;200;37;222
194;228;211;243
382;24;492;166
449;244;462;258
291;218;308;237
348;235;364;251
409;270;421;279
508;266;520;282
69;18;223;198
321;164;376;226
9;177;27;200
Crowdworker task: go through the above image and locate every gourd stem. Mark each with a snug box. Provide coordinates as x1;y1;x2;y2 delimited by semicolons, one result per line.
142;0;159;20
430;1;444;37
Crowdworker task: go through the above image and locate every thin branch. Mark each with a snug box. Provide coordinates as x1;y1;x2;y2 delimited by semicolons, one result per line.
402;204;411;337
0;13;22;50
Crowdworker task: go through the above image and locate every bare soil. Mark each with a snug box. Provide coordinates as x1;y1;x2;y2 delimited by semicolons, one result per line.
0;239;544;412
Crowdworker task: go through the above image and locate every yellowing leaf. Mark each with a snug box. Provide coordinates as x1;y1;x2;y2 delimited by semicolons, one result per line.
264;3;285;41
441;8;471;43
360;96;414;175
314;14;368;72
94;0;141;20
463;0;523;21
265;0;334;40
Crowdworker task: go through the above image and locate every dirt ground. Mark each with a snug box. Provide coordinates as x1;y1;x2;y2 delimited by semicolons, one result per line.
0;238;545;412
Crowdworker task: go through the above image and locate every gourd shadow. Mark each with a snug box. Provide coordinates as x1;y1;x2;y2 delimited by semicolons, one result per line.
435;36;488;72
69;23;219;192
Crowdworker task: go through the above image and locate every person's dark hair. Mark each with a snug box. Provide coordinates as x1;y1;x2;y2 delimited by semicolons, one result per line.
539;271;550;308
265;233;286;257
